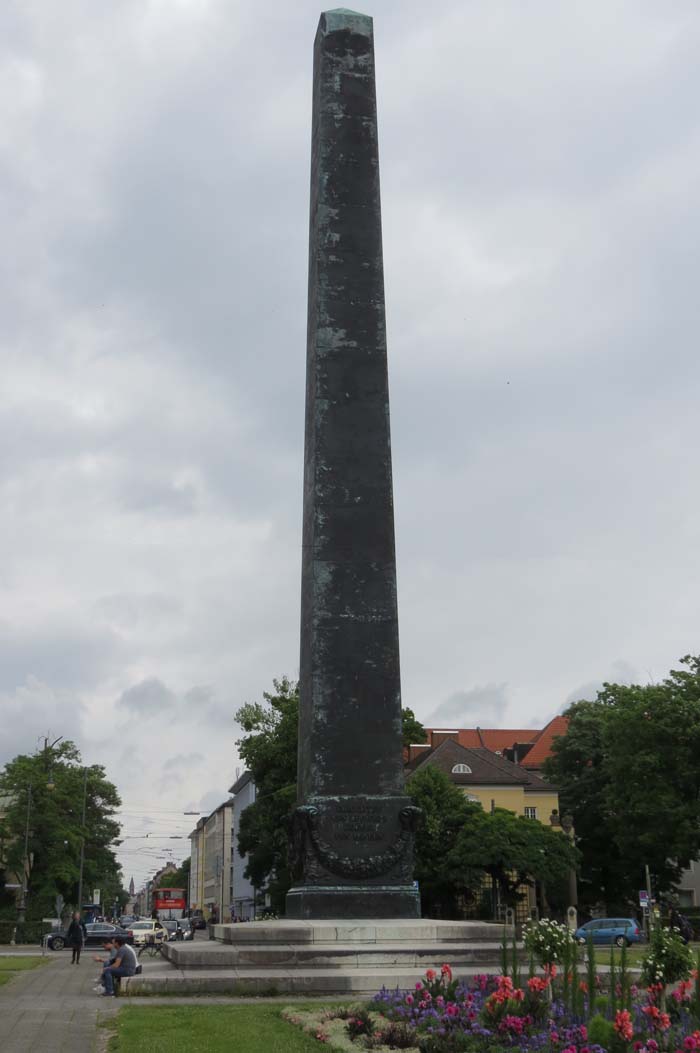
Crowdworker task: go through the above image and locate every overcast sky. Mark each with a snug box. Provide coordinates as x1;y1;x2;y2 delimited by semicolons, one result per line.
3;0;700;887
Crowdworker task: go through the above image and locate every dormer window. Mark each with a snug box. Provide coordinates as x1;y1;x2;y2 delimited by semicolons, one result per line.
451;763;472;774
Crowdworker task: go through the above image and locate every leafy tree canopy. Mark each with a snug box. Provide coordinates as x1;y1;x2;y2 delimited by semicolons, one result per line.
544;655;700;911
0;740;123;924
402;708;427;749
406;766;578;917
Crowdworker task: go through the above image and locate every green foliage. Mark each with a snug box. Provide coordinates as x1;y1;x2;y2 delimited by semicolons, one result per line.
640;919;693;985
166;857;191;895
402;708;426;749
0;740;122;924
450;807;579;909
545;655;700;909
586;932;597;1011
522;917;575;967
235;677;299;914
587;1014;615;1050
406;766;483;917
609;943;617;1017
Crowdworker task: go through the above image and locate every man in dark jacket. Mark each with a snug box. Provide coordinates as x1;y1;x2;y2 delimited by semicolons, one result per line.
66;911;87;964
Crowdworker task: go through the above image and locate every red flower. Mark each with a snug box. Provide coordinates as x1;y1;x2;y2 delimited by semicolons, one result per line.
614;1010;633;1042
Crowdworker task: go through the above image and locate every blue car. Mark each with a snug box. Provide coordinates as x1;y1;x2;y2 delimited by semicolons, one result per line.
575;917;643;947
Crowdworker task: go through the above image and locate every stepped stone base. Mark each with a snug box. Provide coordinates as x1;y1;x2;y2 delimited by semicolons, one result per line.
125;918;510;996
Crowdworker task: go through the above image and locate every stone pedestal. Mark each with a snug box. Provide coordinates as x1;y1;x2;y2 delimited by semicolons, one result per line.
121;917;510;996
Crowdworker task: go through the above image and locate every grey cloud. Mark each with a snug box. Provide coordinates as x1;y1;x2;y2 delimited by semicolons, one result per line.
116;678;177;715
0;677;85;766
162;752;204;771
564;660;641;707
0;619;126;693
93;593;182;628
425;684;510;728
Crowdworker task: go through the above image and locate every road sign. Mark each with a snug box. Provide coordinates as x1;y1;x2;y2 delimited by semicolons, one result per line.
93;889;101;905
639;890;649;907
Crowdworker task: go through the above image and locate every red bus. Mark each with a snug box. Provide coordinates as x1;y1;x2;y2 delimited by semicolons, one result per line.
153;887;186;919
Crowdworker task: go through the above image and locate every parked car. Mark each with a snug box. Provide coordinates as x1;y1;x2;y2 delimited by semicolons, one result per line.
190;911;207;930
48;922;134;951
128;919;169;946
575;918;643;947
119;914;139;928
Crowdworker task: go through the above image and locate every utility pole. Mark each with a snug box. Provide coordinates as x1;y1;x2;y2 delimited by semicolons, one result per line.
77;768;88;911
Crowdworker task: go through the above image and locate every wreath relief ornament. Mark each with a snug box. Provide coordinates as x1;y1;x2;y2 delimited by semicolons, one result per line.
289;804;421;881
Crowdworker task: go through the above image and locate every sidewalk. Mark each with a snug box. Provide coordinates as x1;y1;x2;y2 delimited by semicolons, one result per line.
0;952;119;1053
0;949;356;1053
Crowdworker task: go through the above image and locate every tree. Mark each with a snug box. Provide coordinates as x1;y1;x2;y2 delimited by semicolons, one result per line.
0;741;122;925
406;766;578;917
235;678;432;914
545;655;700;911
167;857;191;896
406;766;483;917
402;708;427;749
449;807;578;910
235;677;299;914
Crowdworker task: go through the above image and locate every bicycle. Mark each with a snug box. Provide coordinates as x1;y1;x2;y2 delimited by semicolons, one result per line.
137;935;167;959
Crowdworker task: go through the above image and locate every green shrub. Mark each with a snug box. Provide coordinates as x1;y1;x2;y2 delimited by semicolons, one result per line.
641;923;693;985
587;1013;615;1049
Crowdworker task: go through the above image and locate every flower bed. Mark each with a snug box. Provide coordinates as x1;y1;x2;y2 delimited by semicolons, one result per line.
282;922;700;1052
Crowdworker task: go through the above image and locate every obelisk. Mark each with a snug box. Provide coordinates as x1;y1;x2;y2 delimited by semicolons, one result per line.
286;9;420;919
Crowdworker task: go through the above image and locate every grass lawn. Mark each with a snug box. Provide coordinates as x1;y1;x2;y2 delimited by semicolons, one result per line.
581;940;700;970
0;956;48;986
108;1005;334;1053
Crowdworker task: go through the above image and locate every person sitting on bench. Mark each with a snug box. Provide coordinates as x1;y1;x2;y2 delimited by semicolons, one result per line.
102;936;137;997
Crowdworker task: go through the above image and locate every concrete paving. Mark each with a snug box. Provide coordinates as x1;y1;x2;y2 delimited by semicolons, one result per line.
0;952;119;1053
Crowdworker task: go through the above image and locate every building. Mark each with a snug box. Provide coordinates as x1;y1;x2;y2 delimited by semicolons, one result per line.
188;817;206;914
406;737;560;822
406;735;565;921
198;796;234;922
228;771;256;921
421;717;569;773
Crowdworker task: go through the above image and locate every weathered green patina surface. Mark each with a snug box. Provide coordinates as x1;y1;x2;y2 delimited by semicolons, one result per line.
287;9;420;920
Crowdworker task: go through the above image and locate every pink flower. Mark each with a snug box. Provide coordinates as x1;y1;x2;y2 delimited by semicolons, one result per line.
425;968;437;982
405;994;414;1006
446;1003;459;1018
415;982;423;990
441;963;453;981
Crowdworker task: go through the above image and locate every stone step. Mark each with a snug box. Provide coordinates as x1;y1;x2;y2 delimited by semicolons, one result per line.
213;918;504;945
164;939;519;970
125;963;504;997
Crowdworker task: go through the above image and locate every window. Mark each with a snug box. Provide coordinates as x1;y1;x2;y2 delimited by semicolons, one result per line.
524;806;537;820
451;763;472;774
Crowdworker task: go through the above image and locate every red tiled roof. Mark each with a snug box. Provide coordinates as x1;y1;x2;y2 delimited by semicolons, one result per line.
520;716;569;768
425;728;539;751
